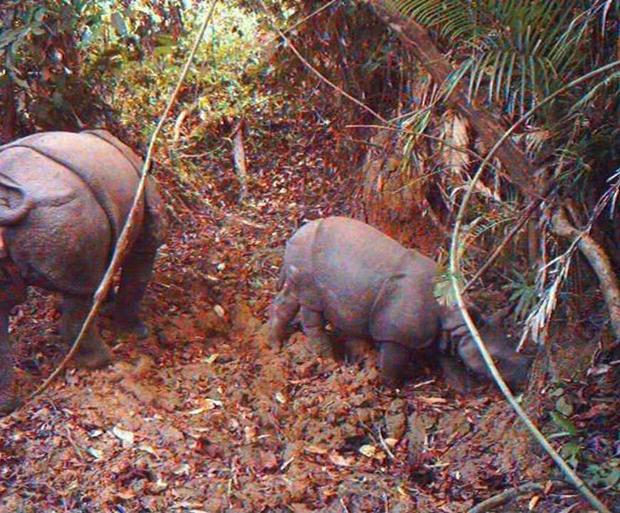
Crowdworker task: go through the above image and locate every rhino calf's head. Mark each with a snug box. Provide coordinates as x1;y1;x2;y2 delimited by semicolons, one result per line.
440;305;532;391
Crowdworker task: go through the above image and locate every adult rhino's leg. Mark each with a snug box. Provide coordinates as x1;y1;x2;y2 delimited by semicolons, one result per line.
300;307;334;358
113;244;157;339
0;306;19;415
60;294;112;369
378;341;411;388
268;284;300;350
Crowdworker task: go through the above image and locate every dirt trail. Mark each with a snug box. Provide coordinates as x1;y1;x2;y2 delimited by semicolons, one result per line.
0;103;614;513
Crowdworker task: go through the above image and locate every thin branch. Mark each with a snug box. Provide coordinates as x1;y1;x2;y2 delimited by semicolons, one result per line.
263;0;339;46
15;0;220;409
258;0;388;123
231;119;249;203
463;196;544;293
551;208;620;344
449;61;620;513
468;482;544;513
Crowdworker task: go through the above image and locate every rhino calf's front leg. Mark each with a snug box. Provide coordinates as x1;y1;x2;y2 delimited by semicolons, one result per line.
300;307;334;358
379;341;412;388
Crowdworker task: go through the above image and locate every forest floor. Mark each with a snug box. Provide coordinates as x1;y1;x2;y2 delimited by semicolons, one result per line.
0;91;618;513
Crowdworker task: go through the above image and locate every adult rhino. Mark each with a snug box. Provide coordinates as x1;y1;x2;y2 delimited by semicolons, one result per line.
0;130;167;413
268;216;530;390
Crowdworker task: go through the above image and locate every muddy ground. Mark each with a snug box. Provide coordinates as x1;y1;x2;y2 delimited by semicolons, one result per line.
0;102;618;513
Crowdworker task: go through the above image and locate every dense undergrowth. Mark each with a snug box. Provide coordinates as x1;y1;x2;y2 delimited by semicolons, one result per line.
0;0;619;511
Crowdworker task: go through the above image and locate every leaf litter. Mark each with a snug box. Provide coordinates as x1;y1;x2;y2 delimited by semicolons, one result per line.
0;84;618;513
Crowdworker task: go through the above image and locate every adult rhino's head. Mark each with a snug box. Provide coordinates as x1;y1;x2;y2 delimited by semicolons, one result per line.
440;305;532;391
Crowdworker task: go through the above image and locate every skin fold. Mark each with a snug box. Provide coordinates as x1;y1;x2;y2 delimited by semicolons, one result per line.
269;216;531;390
0;130;167;414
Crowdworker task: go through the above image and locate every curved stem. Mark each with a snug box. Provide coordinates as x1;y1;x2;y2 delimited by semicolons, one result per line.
450;60;619;513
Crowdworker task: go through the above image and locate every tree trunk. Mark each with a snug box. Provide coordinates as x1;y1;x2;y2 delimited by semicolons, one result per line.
365;0;536;198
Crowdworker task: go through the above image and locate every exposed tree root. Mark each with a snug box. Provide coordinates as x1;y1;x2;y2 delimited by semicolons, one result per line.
468;482;544;513
552;207;620;345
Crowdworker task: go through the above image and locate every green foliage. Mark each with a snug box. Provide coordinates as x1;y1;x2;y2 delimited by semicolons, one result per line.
0;0;112;133
390;0;616;114
546;387;620;491
504;269;539;321
387;0;619;346
91;2;268;137
586;461;620;490
0;0;270;141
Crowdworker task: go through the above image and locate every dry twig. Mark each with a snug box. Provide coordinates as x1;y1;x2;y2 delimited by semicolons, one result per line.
468;482;544;513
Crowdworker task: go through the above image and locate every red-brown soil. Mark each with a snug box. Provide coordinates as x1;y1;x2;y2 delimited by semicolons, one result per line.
0;100;617;513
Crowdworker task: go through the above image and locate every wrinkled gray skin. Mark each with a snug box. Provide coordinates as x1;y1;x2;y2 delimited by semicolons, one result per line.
0;130;167;414
268;216;531;390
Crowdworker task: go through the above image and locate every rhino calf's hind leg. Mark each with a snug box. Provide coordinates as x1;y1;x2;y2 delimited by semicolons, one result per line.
61;295;112;369
268;285;300;349
0;307;19;414
378;341;411;388
300;307;334;358
114;246;157;339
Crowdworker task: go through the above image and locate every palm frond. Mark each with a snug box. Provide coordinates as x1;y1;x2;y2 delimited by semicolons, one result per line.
389;0;603;116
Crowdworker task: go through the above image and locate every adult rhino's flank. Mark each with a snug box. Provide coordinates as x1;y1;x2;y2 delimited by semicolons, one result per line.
268;216;530;390
0;130;167;414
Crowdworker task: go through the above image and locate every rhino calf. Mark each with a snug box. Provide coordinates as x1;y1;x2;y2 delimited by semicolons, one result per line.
0;130;167;414
268;216;530;390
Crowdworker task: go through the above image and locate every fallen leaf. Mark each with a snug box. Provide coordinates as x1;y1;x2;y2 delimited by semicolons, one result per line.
305;445;328;455
188;398;223;415
290;503;314;513
116;489;136;500
86;447;103;460
259;450;278;471
359;445;377;458
204;353;219;364
329;452;353;467
151;478;168;493
419;396;448;405
112;426;135;446
174;463;191;476
138;444;159;458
